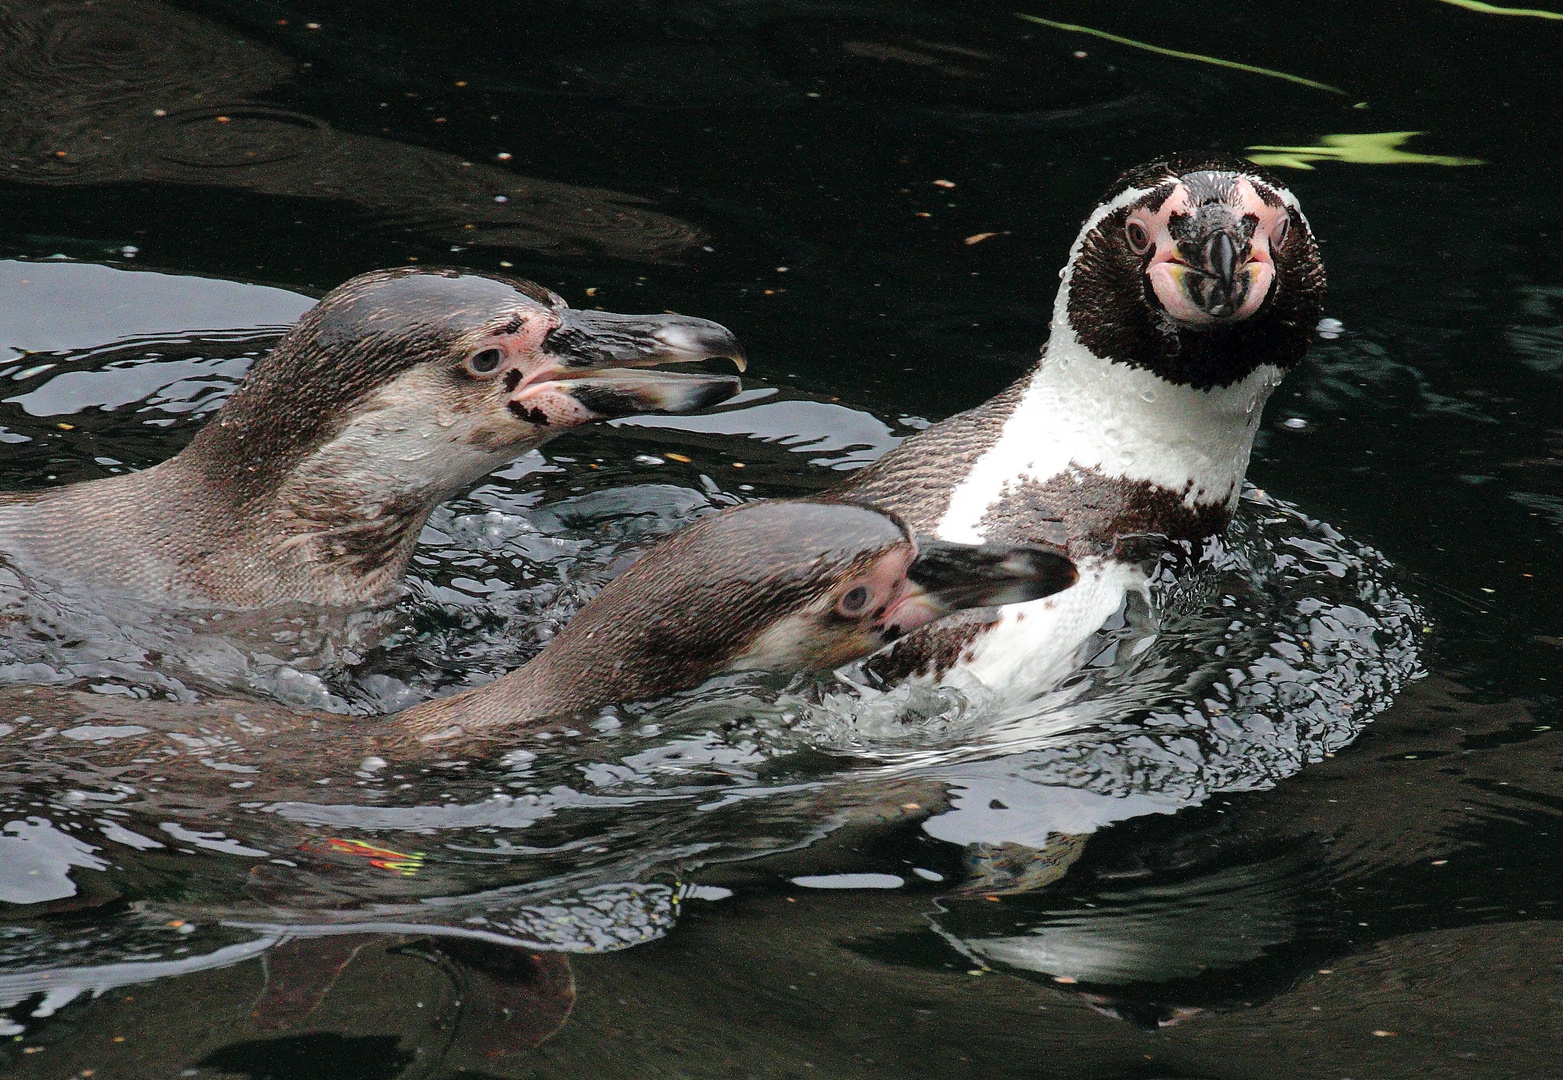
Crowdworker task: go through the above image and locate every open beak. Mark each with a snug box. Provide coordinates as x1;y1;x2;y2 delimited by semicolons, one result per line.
883;538;1078;634
513;308;746;425
533;368;741;421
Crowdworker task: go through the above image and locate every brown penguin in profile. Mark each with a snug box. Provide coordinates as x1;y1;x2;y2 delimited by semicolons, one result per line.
0;267;745;610
1;498;1077;781
393;498;1078;750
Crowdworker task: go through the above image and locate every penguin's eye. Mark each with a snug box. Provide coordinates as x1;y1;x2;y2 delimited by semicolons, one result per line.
466;348;504;376
1273;215;1290;248
1125;220;1151;254
836;584;874;617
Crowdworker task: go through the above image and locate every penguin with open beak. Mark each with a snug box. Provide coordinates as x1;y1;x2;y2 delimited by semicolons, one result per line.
0;498;1077;777
0;267;745;610
395;498;1078;750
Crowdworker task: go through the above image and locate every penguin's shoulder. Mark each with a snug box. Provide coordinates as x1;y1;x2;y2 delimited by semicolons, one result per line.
837;380;1027;534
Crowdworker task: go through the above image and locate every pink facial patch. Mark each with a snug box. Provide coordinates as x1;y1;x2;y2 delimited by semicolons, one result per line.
1127;175;1289;328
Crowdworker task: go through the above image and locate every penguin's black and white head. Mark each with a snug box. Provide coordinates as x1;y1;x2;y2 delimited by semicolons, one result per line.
1062;155;1325;390
183;266;744;506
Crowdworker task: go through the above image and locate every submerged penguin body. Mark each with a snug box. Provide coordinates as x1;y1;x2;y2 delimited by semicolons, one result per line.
1;499;1078;784
393;498;1077;749
839;156;1326;700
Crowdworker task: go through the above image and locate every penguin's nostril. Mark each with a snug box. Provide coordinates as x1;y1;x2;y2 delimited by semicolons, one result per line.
652;323;702;352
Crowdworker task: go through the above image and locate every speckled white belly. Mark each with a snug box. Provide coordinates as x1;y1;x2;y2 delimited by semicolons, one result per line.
929;558;1149;700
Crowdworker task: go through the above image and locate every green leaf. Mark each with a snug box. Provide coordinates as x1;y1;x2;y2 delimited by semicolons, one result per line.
1015;13;1347;95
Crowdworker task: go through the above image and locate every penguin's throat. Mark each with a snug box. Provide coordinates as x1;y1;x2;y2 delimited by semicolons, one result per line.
933;320;1282;546
183;373;531;607
257;433;511;605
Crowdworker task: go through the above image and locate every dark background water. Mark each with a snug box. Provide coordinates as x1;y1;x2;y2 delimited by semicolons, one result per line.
2;1;1562;1077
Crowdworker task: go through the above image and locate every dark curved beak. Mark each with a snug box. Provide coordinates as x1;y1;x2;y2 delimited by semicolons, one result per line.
1177;217;1250;319
885;538;1077;632
543;309;747;373
1206;230;1238;296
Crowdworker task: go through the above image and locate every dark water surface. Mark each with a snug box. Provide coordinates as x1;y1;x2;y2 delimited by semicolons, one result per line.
2;1;1562;1077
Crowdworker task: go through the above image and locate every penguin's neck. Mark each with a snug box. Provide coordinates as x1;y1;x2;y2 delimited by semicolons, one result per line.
0;394;495;611
82;449;439;610
161;369;518;607
392;640;647;749
933;285;1284;545
393;586;761;749
392;667;549;749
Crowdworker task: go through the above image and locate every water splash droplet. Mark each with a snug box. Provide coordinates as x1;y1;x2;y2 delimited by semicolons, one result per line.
1119;451;1135;465
1139;389;1157;403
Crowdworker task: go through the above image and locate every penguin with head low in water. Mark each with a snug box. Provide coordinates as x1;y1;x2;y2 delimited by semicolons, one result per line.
393;497;1077;750
836;155;1327;699
1;498;1078;779
0;266;745;610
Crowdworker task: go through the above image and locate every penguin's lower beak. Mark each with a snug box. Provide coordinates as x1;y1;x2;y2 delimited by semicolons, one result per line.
883;538;1078;634
542;308;747;373
511;308;745;425
512;368;742;425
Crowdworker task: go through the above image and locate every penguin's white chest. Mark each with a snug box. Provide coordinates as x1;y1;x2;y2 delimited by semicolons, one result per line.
926;559;1149;701
934;347;1279;546
895;354;1280;701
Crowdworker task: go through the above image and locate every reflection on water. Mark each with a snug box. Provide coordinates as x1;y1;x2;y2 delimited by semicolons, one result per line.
917;676;1563;1030
0;260;313;358
941;847;1326;1028
0;1;704;261
0;921;576;1076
